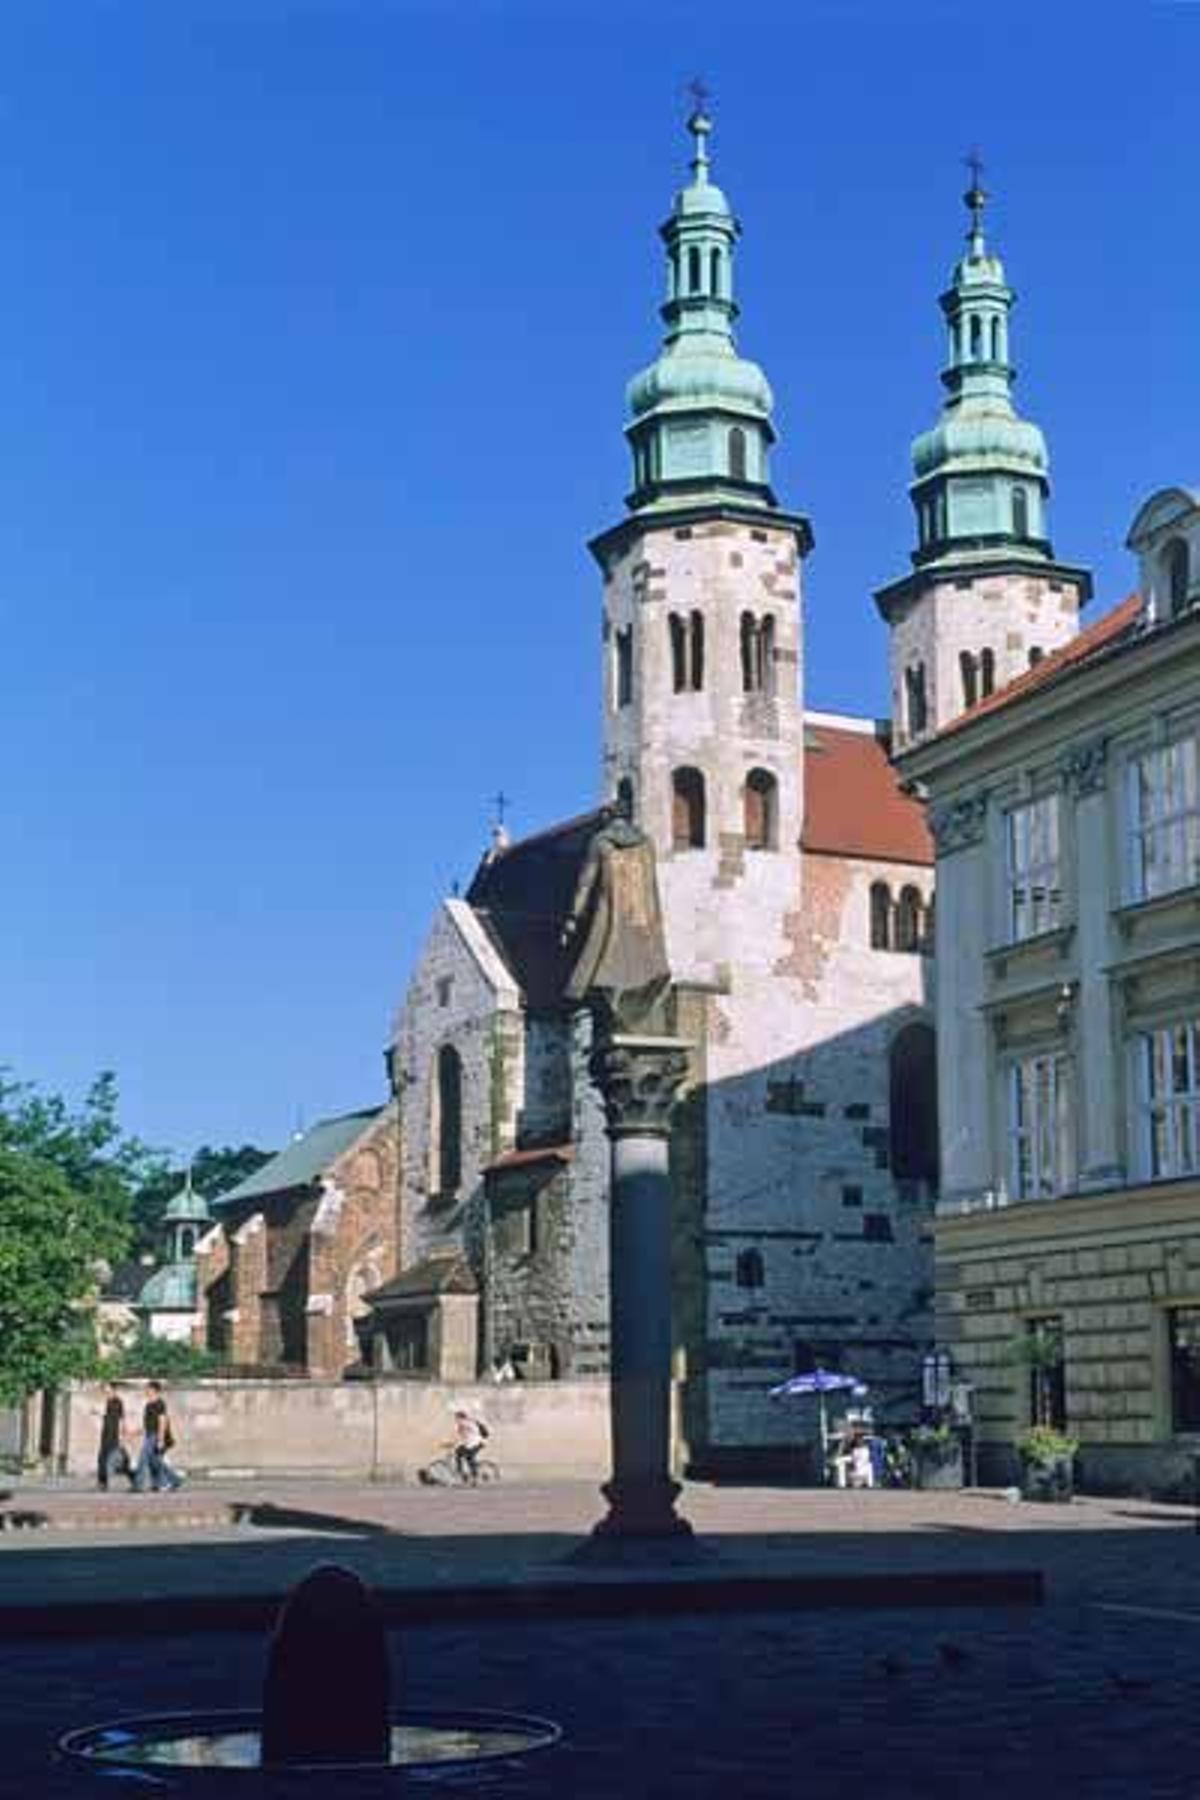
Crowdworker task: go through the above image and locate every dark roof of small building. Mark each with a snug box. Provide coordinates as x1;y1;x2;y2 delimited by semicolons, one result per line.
100;1259;153;1303
929;594;1144;743
802;722;933;866
213;1108;383;1208
364;1251;477;1305
467;810;604;1009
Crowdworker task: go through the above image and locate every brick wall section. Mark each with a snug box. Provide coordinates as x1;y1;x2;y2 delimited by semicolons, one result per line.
306;1105;400;1379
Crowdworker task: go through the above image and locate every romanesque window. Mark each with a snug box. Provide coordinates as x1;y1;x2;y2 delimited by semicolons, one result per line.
980;647;995;697
1012;485;1029;539
178;1228;195;1260
616;776;635;819
1007;795;1061;941
671;766;706;850
1137;1018;1199;1180
688;245;701;293
735;1247;764;1289
743;768;778;850
1168;1306;1200;1432
1129;736;1200;900
869;880;892;950
905;664;928;736
1165;537;1191;616
969;314;982;359
670;611;704;692
889;1022;939;1188
895;886;923;953
1028;646;1044;667
960;651;978;708
615;627;633;708
430;1044;463;1196
669;612;686;692
710;248;722;296
689;610;704;691
740;612;776;695
1009;1052;1073;1200
990;317;1002;361
728;426;747;482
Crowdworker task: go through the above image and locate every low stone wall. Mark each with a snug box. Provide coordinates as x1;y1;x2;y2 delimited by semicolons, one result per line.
56;1379;616;1483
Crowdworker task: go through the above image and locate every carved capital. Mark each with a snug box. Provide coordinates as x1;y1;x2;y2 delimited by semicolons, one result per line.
589;1035;690;1138
928;791;989;856
1062;734;1108;797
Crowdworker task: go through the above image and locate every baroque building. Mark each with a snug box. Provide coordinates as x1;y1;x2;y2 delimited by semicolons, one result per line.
384;111;936;1473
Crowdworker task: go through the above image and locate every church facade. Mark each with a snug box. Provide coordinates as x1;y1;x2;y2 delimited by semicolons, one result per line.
386;111;939;1470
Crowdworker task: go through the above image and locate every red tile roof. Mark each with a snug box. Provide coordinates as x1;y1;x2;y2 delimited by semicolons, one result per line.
803;722;933;866
932;594;1143;741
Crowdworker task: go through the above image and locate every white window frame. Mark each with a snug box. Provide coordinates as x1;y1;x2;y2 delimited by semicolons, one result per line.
1137;1019;1200;1180
1127;736;1200;902
1008;1053;1073;1200
1007;794;1062;941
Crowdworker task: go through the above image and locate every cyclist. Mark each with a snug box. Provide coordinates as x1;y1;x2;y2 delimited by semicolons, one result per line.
451;1408;489;1484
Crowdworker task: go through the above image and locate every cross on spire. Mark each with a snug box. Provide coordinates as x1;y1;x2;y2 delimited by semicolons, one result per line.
687;77;711;117
490;790;510;829
963;147;988;240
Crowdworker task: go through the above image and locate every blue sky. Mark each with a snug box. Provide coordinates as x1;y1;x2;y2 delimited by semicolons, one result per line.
3;3;1195;1159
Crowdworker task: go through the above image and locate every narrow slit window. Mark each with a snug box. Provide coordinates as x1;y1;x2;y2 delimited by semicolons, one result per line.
743;768;778;850
672;767;706;850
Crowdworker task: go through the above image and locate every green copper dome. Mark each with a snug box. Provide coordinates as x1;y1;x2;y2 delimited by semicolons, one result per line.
906;173;1054;569
138;1260;198;1311
162;1175;211;1226
622;108;779;513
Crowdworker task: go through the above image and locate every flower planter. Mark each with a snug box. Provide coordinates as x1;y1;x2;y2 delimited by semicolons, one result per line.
913;1446;964;1491
1019;1451;1074;1503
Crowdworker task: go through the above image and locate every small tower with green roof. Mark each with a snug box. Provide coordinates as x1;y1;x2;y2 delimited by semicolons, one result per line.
876;169;1091;746
590;103;812;987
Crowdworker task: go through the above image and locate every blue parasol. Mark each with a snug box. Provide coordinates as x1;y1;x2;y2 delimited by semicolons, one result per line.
770;1368;869;1474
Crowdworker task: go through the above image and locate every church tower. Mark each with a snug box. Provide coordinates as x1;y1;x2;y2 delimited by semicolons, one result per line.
589;104;812;986
876;170;1091;748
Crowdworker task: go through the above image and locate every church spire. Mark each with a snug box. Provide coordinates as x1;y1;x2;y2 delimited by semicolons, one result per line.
623;105;778;514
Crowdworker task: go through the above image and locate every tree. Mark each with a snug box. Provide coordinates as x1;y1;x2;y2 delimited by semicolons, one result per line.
0;1070;156;1402
109;1325;217;1380
131;1143;273;1255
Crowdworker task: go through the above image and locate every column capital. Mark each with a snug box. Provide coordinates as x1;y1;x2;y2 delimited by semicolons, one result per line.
589;1034;690;1138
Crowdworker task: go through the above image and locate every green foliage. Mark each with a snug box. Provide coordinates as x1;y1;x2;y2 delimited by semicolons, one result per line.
1016;1425;1079;1465
109;1326;218;1380
1003;1326;1064;1372
131;1143;273;1256
0;1069;156;1402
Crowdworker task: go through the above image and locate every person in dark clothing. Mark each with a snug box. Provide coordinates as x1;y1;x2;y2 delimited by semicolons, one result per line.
97;1382;134;1490
135;1380;182;1492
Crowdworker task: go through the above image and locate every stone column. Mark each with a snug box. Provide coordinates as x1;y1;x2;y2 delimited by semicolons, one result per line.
588;1032;692;1540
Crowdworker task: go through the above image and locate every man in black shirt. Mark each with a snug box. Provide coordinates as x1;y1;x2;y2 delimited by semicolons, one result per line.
135;1380;182;1492
97;1382;134;1490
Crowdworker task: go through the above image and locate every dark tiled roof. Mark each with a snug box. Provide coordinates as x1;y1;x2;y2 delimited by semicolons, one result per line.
365;1252;477;1304
931;594;1144;742
803;723;933;866
100;1260;153;1303
213;1108;383;1208
466;810;604;1010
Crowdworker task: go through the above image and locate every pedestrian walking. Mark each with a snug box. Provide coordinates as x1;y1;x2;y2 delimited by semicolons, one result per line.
97;1382;135;1491
134;1380;183;1492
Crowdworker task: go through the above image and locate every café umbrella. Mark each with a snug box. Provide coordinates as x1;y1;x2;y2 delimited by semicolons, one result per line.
769;1369;869;1474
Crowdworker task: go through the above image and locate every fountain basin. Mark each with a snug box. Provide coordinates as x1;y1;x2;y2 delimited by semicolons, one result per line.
59;1708;561;1790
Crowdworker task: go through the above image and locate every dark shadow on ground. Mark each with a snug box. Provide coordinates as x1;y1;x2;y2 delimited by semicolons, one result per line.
231;1501;395;1536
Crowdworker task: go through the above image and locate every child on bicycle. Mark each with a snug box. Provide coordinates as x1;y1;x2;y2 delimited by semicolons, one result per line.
452;1408;489;1484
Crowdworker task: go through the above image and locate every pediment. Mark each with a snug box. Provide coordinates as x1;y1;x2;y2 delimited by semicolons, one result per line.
1126;485;1200;549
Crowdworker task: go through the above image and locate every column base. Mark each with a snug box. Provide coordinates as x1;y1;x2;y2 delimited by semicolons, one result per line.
564;1478;705;1563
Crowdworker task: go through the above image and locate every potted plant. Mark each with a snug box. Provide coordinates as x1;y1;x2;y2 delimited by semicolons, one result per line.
1016;1425;1078;1502
908;1421;963;1490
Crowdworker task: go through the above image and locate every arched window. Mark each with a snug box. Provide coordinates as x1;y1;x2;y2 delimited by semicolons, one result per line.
710;248;722;296
960;650;978;708
615;627;633;707
761;614;776;695
728;426;747;482
689;610;705;690
1165;538;1190;616
431;1044;463;1196
1012;486;1029;539
688;246;701;293
669;612;687;692
969;314;982;359
905;664;928;736
735;1247;764;1289
1028;645;1044;668
616;776;634;820
889;1022;939;1188
179;1228;195;1260
743;768;778;850
990;317;1002;361
740;612;756;692
896;886;923;953
980;647;996;697
870;881;892;950
672;766;706;850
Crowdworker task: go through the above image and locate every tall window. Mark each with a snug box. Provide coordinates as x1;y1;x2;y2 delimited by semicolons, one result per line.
1138;1019;1199;1179
1129;737;1200;900
743;768;778;850
615;627;633;707
728;426;747;481
960;651;978;708
905;664;928;735
431;1044;463;1197
980;647;996;697
1009;1054;1073;1200
669;612;704;692
616;776;635;820
1012;486;1029;539
672;766;706;850
969;314;982;359
740;612;776;695
1165;538;1190;617
870;880;892;950
1168;1306;1200;1432
990;317;1002;361
890;1022;939;1187
687;245;701;293
735;1247;764;1289
895;887;923;952
1008;795;1062;941
710;247;722;296
1025;1317;1066;1430
669;612;686;692
689;610;704;691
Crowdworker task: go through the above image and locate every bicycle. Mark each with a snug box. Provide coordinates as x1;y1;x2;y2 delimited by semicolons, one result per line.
418;1449;501;1487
